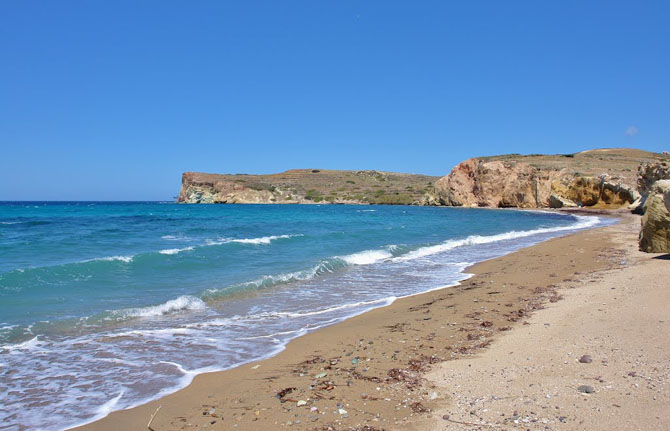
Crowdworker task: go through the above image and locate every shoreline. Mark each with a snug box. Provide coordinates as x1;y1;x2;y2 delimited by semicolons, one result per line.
73;210;635;431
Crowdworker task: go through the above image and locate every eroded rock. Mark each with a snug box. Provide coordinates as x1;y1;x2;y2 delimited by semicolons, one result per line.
638;162;670;198
434;159;637;209
639;180;670;253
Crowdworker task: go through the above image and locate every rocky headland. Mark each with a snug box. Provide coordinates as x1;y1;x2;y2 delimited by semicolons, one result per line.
178;169;439;205
178;148;670;252
179;148;665;209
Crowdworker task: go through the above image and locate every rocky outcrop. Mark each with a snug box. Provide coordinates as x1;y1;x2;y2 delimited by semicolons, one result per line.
178;172;303;204
548;193;577;208
434;159;549;208
638;162;670;203
551;175;639;208
434;158;639;209
639;180;670;253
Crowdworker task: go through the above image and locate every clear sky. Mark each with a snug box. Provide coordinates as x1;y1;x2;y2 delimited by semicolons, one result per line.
1;1;668;200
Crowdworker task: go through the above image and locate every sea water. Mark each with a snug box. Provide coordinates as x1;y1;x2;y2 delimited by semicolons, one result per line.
0;202;613;430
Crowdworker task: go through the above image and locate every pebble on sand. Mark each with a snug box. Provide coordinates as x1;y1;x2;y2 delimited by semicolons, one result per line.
578;355;593;364
577;385;595;394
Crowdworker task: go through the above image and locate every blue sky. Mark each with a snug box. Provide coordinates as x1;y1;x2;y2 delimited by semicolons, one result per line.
1;1;668;200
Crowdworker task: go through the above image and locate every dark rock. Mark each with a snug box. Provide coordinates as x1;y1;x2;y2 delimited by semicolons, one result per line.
578;355;593;364
577;385;595;394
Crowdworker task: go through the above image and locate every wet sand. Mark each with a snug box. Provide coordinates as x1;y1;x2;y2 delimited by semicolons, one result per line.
75;211;667;431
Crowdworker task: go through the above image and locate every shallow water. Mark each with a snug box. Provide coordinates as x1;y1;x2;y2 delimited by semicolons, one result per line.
0;202;613;430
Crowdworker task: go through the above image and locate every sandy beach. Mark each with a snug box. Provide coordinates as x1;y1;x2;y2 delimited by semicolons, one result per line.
5;2;667;429
74;211;669;431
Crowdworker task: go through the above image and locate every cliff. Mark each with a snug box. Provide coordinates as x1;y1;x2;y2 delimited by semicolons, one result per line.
178;169;440;205
434;148;667;209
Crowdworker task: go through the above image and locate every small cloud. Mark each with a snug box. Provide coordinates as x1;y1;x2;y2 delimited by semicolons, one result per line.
625;126;639;137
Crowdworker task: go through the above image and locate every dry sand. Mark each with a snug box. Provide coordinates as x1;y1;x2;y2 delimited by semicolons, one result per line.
420;214;670;431
75;211;669;431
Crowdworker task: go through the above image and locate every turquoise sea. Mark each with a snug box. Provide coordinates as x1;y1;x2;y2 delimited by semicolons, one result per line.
0;202;612;430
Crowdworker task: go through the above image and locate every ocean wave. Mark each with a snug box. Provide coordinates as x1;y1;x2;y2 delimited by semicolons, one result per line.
0;220;52;226
161;234;190;241
2;234;303;276
202;240;452;299
338;249;393;265
158;246;195;255
88;255;134;263
204;259;344;299
206;234;302;246
99;327;194;339
2;336;41;353
394;215;600;262
193;297;397;332
113;296;207;319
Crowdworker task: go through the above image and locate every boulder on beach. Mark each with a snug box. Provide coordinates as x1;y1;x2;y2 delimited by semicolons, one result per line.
639;180;670;253
638;162;670;199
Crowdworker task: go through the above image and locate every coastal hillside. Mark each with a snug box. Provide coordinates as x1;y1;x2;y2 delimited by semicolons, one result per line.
178;169;440;204
435;148;668;209
179;148;666;208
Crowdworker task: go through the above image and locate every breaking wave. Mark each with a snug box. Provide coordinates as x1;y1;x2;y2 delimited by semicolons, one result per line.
338;249;393;265
158;247;195;255
88;255;134;263
394;215;600;262
113;296;207;319
205;234;302;246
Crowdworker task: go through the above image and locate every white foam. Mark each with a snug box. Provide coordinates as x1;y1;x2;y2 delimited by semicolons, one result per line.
265;297;396;319
206;234;301;246
94;391;124;417
100;327;193;339
2;336;41;353
339;249;393;265
246;267;321;286
89;255;134;263
229;234;299;245
158;361;193;375
237;328;307;340
394;215;600;262
158;246;195;255
0;221;22;225
117;296;207;319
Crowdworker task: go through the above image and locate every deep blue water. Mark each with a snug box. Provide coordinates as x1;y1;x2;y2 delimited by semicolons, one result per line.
0;202;611;430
